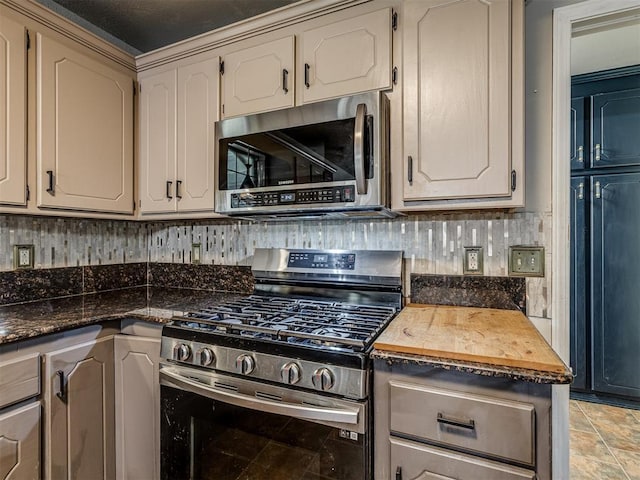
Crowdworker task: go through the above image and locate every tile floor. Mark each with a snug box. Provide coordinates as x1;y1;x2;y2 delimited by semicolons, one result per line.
570;400;640;479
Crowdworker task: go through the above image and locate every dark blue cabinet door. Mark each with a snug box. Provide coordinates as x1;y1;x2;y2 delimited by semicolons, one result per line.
591;173;640;398
570;177;588;390
571;98;586;170
591;88;640;168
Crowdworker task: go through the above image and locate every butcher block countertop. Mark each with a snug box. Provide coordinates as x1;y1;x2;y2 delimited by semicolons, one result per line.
372;304;573;384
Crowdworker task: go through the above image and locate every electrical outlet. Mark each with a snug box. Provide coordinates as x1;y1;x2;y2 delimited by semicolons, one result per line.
463;246;483;275
13;244;35;269
509;246;545;277
191;243;201;264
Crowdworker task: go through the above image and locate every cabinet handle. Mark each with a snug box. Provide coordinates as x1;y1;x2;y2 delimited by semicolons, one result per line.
407;156;413;185
577;182;584;200
395;466;402;480
166;181;173;199
594;181;601;199
594;143;601;162
282;68;289;94
46;170;54;194
577;145;584;163
437;412;476;430
176;180;182;200
56;370;66;402
304;63;310;88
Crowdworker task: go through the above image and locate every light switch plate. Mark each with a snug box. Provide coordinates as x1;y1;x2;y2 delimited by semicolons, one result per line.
463;246;483;275
13;244;35;269
509;246;545;277
191;243;201;264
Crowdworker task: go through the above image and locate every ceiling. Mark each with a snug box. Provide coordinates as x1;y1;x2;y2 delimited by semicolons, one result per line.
36;0;301;55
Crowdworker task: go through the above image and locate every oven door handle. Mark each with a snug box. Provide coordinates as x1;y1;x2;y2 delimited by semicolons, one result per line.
160;368;359;425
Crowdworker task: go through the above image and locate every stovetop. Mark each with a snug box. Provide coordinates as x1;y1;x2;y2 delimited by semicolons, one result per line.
171;294;397;353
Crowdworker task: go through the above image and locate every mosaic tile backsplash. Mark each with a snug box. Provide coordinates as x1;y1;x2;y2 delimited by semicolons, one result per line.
0;212;551;317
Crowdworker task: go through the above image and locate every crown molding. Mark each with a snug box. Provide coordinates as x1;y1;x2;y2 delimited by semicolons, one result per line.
135;0;369;72
1;0;135;72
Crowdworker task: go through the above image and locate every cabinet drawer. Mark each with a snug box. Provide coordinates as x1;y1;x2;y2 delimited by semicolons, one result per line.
0;353;40;409
389;381;535;465
390;437;536;480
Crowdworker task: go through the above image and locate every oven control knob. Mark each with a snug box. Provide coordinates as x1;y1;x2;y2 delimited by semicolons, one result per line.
175;343;191;362
280;362;301;385
199;348;215;367
236;354;255;375
312;368;335;391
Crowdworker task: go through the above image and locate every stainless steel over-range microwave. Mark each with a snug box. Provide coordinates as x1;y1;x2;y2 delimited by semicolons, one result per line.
214;92;393;219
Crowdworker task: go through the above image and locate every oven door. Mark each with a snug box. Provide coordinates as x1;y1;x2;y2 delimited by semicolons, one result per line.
160;364;370;480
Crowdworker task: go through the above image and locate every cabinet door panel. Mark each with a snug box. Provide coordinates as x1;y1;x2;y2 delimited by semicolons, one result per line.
570;97;586;170
570;177;587;390
222;36;294;118
591;173;640;398
403;0;511;200
0;14;26;206
591;88;640;168
177;58;219;212
0;402;40;480
301;9;391;104
45;336;114;480
36;33;133;214
114;335;160;480
139;69;177;213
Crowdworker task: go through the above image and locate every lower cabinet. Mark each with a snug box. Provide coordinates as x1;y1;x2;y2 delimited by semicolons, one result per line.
374;360;552;480
114;334;161;480
43;336;115;480
0;402;41;480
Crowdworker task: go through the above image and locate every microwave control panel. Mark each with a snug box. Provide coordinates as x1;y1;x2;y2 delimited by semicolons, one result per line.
230;185;355;209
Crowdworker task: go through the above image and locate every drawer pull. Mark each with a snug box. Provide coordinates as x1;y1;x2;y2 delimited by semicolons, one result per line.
437;412;475;430
56;370;66;402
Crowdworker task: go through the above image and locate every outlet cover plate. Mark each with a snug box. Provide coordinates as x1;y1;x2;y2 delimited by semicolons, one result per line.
191;243;201;264
13;244;35;269
509;246;545;277
463;246;483;275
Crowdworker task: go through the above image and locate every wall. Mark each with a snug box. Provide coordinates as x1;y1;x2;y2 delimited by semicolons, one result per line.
0;211;551;319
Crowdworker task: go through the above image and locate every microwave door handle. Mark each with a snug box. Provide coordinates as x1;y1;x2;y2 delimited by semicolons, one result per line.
160;368;359;426
354;103;367;195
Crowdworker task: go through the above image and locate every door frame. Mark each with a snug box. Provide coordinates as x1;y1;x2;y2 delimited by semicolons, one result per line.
551;1;640;478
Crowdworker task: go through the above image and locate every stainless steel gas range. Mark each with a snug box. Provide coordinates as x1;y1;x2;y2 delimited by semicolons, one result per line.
159;248;403;480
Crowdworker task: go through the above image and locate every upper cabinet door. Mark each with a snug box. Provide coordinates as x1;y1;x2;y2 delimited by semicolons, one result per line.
0;14;27;206
570;97;586;170
403;0;513;201
300;9;392;104
139;69;177;214
176;57;219;212
36;32;134;214
591;88;640;168
221;36;294;118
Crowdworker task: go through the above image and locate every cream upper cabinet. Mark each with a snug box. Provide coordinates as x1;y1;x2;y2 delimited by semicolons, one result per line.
402;0;523;205
36;32;134;214
221;36;294;118
139;69;177;213
0;13;27;206
300;9;392;104
139;56;219;214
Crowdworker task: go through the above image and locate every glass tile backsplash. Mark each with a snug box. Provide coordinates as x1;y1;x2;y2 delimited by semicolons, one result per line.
0;212;551;317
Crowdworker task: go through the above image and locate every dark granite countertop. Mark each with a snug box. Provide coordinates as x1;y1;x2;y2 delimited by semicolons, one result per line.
371;349;573;384
0;287;244;345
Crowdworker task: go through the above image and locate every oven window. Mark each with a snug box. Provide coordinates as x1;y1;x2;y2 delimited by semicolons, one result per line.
218;117;372;191
161;386;368;480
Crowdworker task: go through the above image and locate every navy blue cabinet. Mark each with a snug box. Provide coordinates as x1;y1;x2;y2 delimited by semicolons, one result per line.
570;177;588;390
570;98;586;170
591;88;640;168
591;173;640;398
